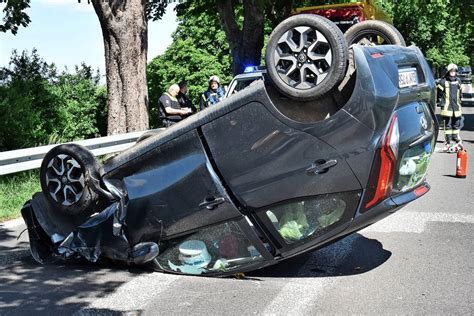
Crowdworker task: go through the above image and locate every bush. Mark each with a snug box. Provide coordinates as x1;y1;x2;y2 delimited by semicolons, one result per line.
49;64;108;142
0;49;107;151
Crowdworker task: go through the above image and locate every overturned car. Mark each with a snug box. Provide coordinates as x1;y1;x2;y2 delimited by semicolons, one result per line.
22;15;438;276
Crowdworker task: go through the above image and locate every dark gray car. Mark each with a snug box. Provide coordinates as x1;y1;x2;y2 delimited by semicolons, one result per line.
21;15;438;276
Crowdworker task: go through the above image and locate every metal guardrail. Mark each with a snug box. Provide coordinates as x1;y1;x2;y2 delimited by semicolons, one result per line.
0;129;163;176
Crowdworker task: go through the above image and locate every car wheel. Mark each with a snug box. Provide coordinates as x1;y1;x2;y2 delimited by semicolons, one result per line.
40;144;100;216
265;14;348;101
345;20;406;46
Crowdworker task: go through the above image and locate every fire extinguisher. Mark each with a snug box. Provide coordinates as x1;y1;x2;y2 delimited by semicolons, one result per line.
456;149;468;178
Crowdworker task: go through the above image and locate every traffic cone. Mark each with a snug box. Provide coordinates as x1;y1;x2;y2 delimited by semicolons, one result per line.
456;149;467;178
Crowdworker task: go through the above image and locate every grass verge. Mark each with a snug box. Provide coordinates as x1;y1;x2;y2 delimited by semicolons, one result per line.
0;170;40;222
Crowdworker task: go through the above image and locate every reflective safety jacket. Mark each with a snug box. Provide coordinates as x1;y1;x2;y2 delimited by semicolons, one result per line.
437;77;462;117
200;87;225;111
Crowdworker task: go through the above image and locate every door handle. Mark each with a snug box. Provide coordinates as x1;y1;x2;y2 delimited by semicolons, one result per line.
306;159;338;175
199;197;226;210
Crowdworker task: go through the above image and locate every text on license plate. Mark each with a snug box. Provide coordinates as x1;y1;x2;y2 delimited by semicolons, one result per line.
399;68;418;88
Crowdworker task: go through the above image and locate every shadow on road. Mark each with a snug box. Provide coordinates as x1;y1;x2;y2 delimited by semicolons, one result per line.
443;175;466;178
0;227;30;266
0;226;144;315
248;233;391;278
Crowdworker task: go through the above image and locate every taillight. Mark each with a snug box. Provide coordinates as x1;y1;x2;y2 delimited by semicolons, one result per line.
365;114;399;208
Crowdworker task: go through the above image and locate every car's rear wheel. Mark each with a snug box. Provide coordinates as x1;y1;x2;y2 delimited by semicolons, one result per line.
345;20;406;46
40;144;100;216
266;14;348;101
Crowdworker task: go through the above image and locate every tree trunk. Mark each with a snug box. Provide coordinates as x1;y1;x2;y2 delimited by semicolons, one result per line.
92;0;149;135
265;0;294;29
216;0;265;75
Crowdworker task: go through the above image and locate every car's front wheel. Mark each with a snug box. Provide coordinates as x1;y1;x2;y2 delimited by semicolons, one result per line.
40;144;100;216
345;20;406;46
265;14;348;101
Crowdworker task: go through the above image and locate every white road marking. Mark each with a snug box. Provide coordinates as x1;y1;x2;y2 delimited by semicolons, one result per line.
263;278;335;315
78;273;182;314
361;211;474;234
263;235;357;315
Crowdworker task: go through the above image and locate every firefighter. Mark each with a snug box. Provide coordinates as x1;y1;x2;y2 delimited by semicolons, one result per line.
437;63;463;152
200;75;226;111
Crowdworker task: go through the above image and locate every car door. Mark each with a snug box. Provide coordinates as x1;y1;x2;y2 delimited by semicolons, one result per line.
201;100;363;254
105;129;243;245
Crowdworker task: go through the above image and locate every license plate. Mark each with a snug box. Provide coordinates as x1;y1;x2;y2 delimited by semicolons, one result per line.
399;68;418;88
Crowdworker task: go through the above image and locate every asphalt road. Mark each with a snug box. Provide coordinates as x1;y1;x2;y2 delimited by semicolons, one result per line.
1;107;473;315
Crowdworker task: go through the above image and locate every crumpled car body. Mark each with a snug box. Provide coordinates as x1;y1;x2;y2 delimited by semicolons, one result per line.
22;43;437;276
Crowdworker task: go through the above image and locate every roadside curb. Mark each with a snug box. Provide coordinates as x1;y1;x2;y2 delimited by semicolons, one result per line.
0;217;24;229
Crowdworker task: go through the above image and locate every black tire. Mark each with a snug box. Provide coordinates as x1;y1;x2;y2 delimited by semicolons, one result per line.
345;20;406;46
40;144;100;216
265;14;348;101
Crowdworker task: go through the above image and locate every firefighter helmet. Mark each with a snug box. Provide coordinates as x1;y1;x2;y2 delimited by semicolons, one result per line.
446;63;458;72
209;75;220;84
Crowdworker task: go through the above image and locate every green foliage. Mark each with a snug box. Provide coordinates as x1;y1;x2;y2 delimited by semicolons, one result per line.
0;170;40;222
391;0;472;70
146;0;171;21
49;64;107;141
0;49;107;150
374;0;395;18
0;0;31;35
0;49;59;149
147;4;232;127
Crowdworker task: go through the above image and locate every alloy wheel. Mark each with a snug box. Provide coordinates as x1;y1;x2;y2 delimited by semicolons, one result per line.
45;154;85;206
274;26;333;90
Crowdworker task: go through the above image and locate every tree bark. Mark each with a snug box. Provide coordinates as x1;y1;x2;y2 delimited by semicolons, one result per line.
216;0;265;75
92;0;149;135
265;0;294;29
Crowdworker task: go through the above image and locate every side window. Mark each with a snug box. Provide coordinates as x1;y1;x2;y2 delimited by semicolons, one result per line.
234;78;259;92
227;76;263;97
263;191;360;244
154;221;266;275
